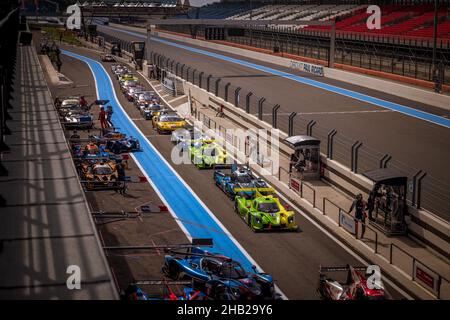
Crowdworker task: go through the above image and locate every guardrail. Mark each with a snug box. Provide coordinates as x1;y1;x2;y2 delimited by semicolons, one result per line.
389;243;450;299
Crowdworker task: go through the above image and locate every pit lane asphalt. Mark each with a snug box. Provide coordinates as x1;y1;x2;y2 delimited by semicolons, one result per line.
96;25;450;203
59;44;404;299
40;39;189;294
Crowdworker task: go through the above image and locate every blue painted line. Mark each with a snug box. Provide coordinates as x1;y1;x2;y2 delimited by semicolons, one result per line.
103;25;450;129
62;49;255;270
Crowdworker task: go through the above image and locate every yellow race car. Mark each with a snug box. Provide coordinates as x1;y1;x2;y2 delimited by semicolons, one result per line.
118;74;138;83
153;113;187;134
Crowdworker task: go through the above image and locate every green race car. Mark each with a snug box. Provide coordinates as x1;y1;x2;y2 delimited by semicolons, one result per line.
189;141;229;169
234;188;298;232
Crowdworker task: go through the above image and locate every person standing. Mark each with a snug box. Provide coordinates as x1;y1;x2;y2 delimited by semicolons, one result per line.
349;193;367;238
56;59;62;72
98;106;108;130
79;96;87;108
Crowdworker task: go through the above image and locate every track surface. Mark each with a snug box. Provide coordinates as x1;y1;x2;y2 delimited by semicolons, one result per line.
96;24;450;194
60;44;403;299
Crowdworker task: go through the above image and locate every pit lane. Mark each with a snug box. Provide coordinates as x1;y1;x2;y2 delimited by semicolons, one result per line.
52;41;405;299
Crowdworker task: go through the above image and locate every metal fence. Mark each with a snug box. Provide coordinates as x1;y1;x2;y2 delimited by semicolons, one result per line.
160;25;450;87
148;50;450;222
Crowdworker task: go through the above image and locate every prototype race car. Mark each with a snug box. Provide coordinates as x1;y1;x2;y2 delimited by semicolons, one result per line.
72;143;115;165
141;103;162;120
62;110;94;129
153;113;187;134
135;91;157;108
90;131;140;154
214;165;270;199
189;141;228;169
124;85;145;102
318;265;386;300
234;189;298;231
162;247;279;300
80;160;121;190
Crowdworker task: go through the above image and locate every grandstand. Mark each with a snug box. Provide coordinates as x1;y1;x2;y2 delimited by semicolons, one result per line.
160;1;450;86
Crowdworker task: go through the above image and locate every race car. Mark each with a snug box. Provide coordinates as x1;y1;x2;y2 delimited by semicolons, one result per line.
141;103;162;120
101;53;115;62
317;265;386;300
111;65;130;78
80;160;121;190
124;85;145;102
62;110;94;129
72;142;111;160
233;189;298;231
134;91;157;108
153;113;187;134
162;247;279;300
89;131;140;154
118;74;138;84
214;165;270;199
189;141;228;169
122;283;207;301
120;80;139;93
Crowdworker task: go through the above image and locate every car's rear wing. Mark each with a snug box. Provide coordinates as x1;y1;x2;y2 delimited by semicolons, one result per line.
234;187;275;195
319;266;367;273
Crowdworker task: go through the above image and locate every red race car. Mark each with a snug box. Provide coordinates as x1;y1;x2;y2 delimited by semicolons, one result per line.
318;265;386;300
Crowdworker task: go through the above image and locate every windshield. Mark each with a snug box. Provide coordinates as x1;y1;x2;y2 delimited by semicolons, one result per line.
161;116;183;122
94;166;112;175
257;202;279;213
219;261;247;279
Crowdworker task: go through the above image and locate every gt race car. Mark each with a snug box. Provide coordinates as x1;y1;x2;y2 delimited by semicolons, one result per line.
162;247;279;300
234;188;298;232
318;265;386;300
153;113;187;134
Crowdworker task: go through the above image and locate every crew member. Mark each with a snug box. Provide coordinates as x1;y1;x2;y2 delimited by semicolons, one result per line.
349;193;367;238
99;106;108;130
79;96;88;108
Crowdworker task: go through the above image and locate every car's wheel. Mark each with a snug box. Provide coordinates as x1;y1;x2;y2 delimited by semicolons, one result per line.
247;213;252;227
163;262;180;280
233;200;239;214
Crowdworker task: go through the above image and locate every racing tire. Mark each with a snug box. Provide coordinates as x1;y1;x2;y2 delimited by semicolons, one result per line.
164;262;180;280
233;200;239;214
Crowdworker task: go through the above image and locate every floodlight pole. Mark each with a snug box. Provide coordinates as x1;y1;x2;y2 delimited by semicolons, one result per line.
249;0;253;47
431;0;439;90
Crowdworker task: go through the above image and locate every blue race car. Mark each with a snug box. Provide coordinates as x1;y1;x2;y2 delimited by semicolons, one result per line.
213;165;270;199
90;131;140;154
162;247;279;300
